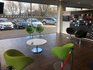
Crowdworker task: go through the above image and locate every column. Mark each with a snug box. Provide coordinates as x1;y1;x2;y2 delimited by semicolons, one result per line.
56;1;66;33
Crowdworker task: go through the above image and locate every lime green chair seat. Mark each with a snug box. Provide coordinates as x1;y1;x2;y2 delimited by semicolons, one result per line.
36;26;44;33
25;27;34;38
51;47;70;60
36;26;44;37
51;43;74;60
3;49;34;70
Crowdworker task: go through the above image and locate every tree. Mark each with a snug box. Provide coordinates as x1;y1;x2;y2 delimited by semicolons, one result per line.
47;6;57;17
18;2;24;16
25;3;30;16
4;1;19;15
38;4;51;18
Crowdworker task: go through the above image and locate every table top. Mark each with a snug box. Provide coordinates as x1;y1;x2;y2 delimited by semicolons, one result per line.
26;38;47;46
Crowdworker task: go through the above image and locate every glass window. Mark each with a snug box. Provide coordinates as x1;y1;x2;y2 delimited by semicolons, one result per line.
32;19;39;22
6;19;10;22
0;20;4;22
0;19;10;22
16;19;26;22
48;18;54;21
28;19;30;22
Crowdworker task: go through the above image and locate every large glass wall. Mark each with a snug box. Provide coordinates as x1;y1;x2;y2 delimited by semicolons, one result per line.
0;1;57;39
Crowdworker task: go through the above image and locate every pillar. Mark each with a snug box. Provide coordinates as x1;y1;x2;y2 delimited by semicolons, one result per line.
56;1;67;33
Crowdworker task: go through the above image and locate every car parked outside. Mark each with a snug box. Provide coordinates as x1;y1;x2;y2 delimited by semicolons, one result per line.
12;18;31;29
0;18;14;29
26;18;43;27
42;17;57;25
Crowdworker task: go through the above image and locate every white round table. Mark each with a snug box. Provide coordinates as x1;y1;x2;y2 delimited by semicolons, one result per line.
26;39;47;53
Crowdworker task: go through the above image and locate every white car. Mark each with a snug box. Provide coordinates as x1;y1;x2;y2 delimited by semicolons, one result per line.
26;18;43;27
42;17;57;25
0;18;14;29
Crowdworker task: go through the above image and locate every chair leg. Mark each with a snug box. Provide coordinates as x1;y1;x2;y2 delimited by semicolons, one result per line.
70;48;74;70
67;34;74;39
61;60;64;70
30;34;31;39
30;33;34;39
32;34;33;39
79;38;82;44
39;33;41;37
75;38;84;45
37;33;43;37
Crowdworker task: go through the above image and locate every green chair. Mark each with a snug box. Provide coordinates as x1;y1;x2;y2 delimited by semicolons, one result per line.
75;30;87;45
25;26;34;39
66;27;76;39
36;26;44;37
3;49;34;70
51;43;74;70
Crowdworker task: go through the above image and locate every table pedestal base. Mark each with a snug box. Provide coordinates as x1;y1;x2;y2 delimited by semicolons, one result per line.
31;46;42;53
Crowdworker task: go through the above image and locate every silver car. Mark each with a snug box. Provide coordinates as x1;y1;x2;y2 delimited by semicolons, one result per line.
42;17;57;25
26;18;43;27
12;19;31;29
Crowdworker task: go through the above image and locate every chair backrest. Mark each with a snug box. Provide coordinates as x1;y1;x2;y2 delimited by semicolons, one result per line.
4;49;25;56
66;27;76;34
75;30;87;38
51;47;71;61
36;26;44;33
25;27;34;34
3;49;34;70
51;43;74;61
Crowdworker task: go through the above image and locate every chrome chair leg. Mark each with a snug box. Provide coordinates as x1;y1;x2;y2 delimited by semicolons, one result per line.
75;38;84;45
67;34;74;39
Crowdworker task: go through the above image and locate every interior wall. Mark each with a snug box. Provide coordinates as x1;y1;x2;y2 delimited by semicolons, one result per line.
61;11;71;34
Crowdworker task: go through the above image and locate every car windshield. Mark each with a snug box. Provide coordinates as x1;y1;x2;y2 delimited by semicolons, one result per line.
28;19;39;22
32;19;39;22
52;18;56;20
0;19;10;22
17;19;26;22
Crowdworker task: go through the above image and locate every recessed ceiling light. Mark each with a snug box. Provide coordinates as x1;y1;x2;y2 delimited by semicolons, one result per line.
59;0;62;1
78;2;80;4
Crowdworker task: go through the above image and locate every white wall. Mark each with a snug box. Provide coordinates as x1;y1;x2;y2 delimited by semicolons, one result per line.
61;11;71;34
62;21;70;34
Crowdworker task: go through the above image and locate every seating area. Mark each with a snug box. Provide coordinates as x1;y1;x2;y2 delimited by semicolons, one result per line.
1;33;93;70
25;26;44;38
1;0;93;70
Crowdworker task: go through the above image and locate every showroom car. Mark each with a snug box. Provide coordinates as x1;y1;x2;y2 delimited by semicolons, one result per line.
26;18;43;27
0;18;14;29
12;18;31;29
42;17;57;25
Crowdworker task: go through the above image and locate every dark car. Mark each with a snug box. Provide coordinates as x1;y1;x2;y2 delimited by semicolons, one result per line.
12;18;31;29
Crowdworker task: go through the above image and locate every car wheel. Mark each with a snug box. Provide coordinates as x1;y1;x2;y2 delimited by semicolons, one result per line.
43;22;46;25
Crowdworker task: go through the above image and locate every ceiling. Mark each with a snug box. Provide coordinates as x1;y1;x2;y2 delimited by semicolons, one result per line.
7;0;93;8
